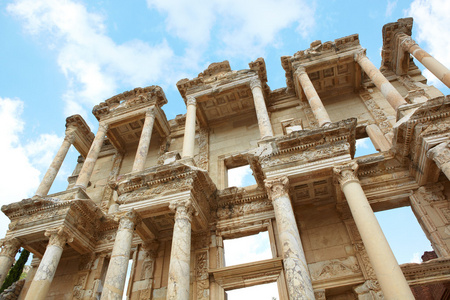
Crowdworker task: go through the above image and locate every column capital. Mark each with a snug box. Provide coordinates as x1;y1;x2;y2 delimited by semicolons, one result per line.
145;105;156;116
115;210;140;231
249;78;262;90
398;34;417;52
169;199;196;221
45;226;74;249
294;66;306;77
0;237;21;258
98;122;109;132
354;49;367;63
265;176;289;200
63;130;77;144
186;96;196;107
334;162;359;187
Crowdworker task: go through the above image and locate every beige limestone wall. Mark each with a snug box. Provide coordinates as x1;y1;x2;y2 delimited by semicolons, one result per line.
86;154;115;204
323;93;373;124
270;105;307;136
44;257;79;299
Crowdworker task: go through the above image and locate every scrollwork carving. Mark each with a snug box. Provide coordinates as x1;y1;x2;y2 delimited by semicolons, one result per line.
169;199;196;221
249;78;262;90
115;210;139;231
186;96;196;106
333;162;359;187
45;226;74;248
265;176;289;200
0;238;20;258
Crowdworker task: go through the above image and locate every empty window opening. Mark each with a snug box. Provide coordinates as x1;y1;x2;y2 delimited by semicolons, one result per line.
122;258;134;300
223;231;272;267
227;165;257;188
355;137;378;158
226;282;279;300
375;207;433;264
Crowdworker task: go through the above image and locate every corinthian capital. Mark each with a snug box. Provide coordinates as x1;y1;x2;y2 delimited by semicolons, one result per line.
64;129;77;144
169;199;195;221
294;66;306;78
45;226;74;248
398;34;417;52
186;96;196;107
353;49;367;63
250;78;262;90
115;210;139;231
333;162;359;186
0;237;21;258
265;176;289;200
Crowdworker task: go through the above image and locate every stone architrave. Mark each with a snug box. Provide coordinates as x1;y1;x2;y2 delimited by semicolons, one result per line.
355;51;407;111
333;162;414;299
0;238;21;284
249;78;274;139
427;141;450;181
399;34;450;88
35;128;76;197
182;97;197;158
24;227;74;300
167;199;195;300
132;106;156;172
75;122;109;189
365;124;391;151
265;177;315;300
295;67;332;127
101;210;138;300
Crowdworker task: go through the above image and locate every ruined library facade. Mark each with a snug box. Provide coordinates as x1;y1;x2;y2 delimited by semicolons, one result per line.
2;17;450;299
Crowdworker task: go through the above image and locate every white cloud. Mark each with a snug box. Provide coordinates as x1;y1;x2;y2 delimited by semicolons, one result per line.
8;0;175;117
356;138;369;150
410;252;421;263
407;0;450;89
385;0;398;18
223;231;272;266
228;165;256;187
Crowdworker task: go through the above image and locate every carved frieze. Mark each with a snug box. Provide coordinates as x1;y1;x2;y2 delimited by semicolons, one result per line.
309;256;361;281
217;199;273;220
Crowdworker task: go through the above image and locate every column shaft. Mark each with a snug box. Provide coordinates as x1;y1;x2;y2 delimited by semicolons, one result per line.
355;52;407;111
335;163;414;299
101;212;137;300
132;107;156;172
401;36;450;88
0;238;20;284
265;177;315;300
365;124;391;152
75;123;108;189
25;228;72;300
182;97;197;158
35;131;75;197
167;200;194;300
295;69;331;127
250;79;274;139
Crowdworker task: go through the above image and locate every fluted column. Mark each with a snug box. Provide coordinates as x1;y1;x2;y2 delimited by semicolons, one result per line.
35;129;76;197
265;177;314;300
355;51;407;111
132;107;156;172
25;227;73;300
0;238;21;284
101;211;138;300
167;199;195;300
182;97;197;158
250;78;274;139
399;34;450;88
295;67;331;127
427;141;450;181
334;162;414;299
74;122;108;189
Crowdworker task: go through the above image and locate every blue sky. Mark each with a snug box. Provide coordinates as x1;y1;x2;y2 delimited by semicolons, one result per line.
1;0;449;296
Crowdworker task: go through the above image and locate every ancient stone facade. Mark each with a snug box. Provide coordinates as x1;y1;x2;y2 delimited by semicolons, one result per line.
1;17;450;299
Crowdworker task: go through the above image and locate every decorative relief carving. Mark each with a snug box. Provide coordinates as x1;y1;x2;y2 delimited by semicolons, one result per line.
333;162;359;186
169;199;196;221
314;289;326;300
359;92;392;134
143;240;160;260
353;49;367;63
428;141;450;167
186;96;196;106
195;127;209;170
354;242;376;280
399;35;417;52
195;251;208;280
265;176;289;200
0;238;20;257
115;210;139;231
413;183;445;204
45;226;74;248
217;199;273;219
310;257;360;281
249;78;262;90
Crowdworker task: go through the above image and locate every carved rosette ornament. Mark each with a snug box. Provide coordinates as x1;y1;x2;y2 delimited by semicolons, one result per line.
265;176;289;201
186;96;196;107
169;199;196;222
333;162;359;187
45;226;74;249
249;78;262;90
0;238;20;258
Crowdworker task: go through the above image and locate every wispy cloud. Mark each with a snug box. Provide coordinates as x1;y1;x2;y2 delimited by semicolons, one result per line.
385;0;398;18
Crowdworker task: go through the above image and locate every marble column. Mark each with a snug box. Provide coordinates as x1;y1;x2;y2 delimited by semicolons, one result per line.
167;199;195;300
35;129;76;197
101;211;138;300
365;124;391;151
355;51;407;111
399;34;450;88
334;162;414;299
132;107;156;172
265;177;315;299
295;67;332;127
74;122;108;189
25;227;73;300
427;141;450;181
250;78;274;139
0;238;21;284
182;97;197;158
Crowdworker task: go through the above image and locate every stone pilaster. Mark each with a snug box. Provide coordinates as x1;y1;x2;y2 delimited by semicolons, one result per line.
399;34;450;88
182;97;197;158
75;122;109;189
132;106;156;172
355;51;407;111
0;237;21;285
24;227;73;300
334;162;414;299
265;176;315;300
167;199;195;300
136;240;160;299
295;67;331;127
250;78;274;139
427;141;450;181
101;210;138;300
35;129;76;197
